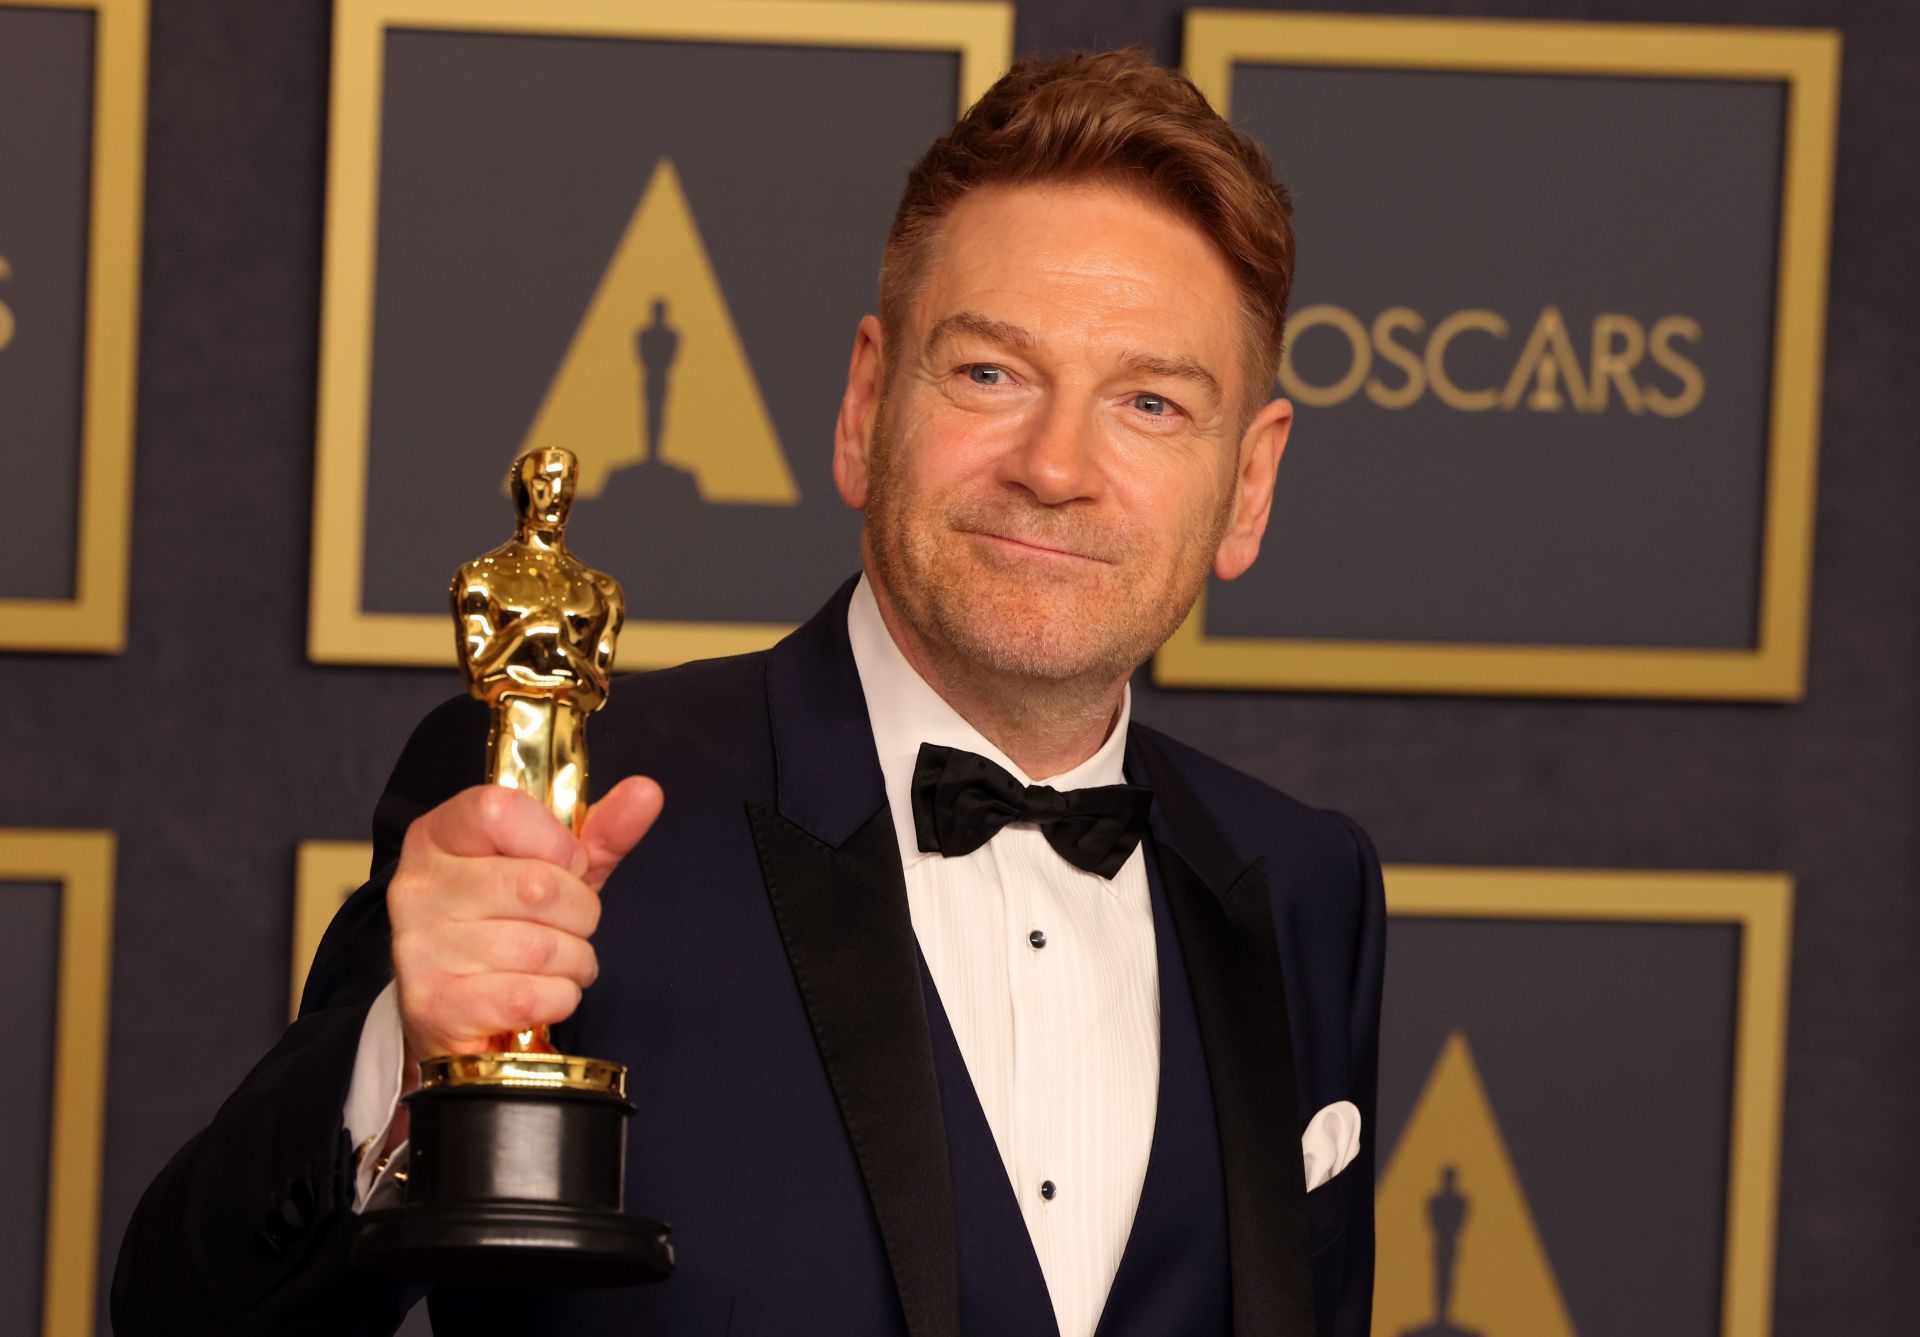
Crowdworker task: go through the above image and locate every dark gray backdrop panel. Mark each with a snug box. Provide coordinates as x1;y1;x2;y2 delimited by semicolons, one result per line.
0;880;60;1337
361;32;953;621
0;1;1913;1331
1213;67;1782;649
0;6;93;602
1379;916;1740;1337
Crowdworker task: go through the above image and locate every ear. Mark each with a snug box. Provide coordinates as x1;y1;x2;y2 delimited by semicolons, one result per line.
1213;395;1293;581
833;315;887;511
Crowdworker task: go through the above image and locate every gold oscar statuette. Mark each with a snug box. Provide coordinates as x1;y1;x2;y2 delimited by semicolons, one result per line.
353;446;674;1288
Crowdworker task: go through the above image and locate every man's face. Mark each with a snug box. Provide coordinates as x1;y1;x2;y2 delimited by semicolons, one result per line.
835;180;1291;686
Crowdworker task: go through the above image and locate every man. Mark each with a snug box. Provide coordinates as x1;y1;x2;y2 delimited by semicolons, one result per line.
114;49;1383;1336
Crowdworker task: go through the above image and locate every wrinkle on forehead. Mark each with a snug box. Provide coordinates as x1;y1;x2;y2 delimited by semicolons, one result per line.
911;183;1244;405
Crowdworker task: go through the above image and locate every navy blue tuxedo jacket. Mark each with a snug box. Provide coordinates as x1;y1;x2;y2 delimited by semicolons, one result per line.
113;579;1385;1336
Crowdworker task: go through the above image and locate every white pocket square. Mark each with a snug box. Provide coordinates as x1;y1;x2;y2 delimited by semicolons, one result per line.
1301;1099;1362;1191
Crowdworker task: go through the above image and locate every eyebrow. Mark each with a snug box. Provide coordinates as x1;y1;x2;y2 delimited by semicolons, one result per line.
926;310;1224;407
1118;351;1222;405
926;311;1035;353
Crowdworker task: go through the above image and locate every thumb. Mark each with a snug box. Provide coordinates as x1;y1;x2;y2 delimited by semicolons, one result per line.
578;775;664;892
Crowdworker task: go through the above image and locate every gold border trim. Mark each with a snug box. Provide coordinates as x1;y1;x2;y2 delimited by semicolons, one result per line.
291;840;373;1017
0;0;147;653
1384;864;1792;1337
1165;13;1841;700
0;830;115;1337
309;0;1014;669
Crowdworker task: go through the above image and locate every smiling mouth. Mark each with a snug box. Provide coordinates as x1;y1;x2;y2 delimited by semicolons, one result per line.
964;530;1113;565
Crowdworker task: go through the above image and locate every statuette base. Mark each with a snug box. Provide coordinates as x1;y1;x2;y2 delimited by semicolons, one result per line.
351;1065;673;1289
354;1199;673;1289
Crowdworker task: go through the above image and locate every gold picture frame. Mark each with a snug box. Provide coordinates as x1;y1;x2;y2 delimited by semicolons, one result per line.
290;840;375;1018
1167;13;1841;700
0;0;146;653
1385;864;1792;1337
0;830;115;1337
308;0;1013;669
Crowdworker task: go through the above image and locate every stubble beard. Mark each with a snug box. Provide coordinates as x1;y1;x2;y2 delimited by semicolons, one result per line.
862;400;1232;692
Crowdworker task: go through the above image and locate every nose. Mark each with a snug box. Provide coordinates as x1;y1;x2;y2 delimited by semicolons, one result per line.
996;393;1102;505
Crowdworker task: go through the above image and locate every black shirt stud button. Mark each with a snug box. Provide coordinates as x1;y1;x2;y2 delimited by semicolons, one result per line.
1028;929;1047;949
1040;1180;1057;1201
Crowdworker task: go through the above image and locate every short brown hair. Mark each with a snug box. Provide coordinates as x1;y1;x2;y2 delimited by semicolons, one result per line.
879;47;1295;416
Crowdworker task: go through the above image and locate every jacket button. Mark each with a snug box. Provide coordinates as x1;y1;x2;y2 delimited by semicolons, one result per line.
1039;1180;1056;1201
1028;929;1047;949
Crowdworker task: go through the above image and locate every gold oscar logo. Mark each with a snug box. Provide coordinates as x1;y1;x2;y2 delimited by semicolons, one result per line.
1374;1032;1577;1337
1282;304;1705;417
520;158;798;505
0;255;15;352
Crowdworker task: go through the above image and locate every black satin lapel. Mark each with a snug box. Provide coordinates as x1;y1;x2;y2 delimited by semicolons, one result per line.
766;574;888;846
1157;845;1315;1337
748;801;960;1337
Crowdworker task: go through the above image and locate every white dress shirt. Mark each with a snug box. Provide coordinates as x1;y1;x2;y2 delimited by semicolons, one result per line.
846;575;1158;1337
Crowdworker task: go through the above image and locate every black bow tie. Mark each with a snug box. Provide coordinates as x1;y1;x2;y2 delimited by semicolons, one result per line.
909;742;1153;880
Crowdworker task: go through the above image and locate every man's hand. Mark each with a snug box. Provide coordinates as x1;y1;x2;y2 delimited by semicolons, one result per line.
388;775;664;1062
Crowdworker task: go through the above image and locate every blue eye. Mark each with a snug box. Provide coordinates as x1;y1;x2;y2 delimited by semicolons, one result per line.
967;365;1008;385
1134;394;1170;416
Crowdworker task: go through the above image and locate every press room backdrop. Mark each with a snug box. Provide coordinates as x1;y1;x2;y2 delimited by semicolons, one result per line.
0;1;1913;1334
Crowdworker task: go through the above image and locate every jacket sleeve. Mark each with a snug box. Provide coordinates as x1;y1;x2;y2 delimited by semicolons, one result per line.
110;695;485;1335
1323;814;1387;1337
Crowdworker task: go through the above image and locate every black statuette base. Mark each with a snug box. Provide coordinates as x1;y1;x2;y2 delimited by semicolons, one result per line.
351;1080;673;1289
354;1199;672;1289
